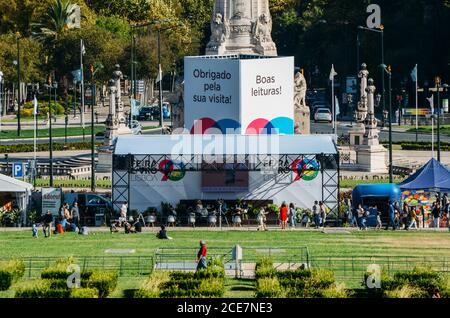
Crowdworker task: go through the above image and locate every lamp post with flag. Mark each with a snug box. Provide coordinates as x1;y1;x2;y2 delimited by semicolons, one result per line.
32;95;38;187
329;65;338;136
80;40;86;141
410;64;418;142
436;76;442;162
427;94;435;158
380;64;393;183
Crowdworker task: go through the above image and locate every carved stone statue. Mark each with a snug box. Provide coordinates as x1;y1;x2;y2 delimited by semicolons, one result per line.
356;63;369;123
210;13;229;44
172;80;185;131
253;13;273;44
363;78;379;145
206;0;277;56
293;71;310;135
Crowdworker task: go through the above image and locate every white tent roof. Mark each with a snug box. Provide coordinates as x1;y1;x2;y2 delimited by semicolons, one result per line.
0;173;33;193
114;134;338;156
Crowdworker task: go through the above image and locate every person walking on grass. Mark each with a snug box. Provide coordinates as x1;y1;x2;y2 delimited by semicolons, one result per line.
432;201;441;229
196;240;208;271
42;210;53;238
71;202;80;230
407;206;418;230
280;202;288;230
257;206;268;231
313;201;320;229
386;200;396;231
319;202;327;228
357;204;366;230
289;203;297;228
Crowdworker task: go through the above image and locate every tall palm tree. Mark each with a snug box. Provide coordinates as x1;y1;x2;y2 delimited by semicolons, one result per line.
32;0;78;42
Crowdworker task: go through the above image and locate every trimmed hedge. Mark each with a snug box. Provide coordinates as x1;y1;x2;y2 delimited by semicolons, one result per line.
0;259;25;291
255;258;348;298
374;267;450;298
0;142;102;153
140;258;226;298
86;271;118;298
70;288;99;298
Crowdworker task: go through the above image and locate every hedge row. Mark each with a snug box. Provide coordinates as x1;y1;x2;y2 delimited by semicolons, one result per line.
254;258;349;298
15;258;117;298
365;266;450;298
0;260;25;291
135;258;225;298
0;142;101;153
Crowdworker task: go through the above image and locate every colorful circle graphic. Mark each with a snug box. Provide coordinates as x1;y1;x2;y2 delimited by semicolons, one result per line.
291;159;320;181
159;160;186;182
190;117;241;134
246;117;294;135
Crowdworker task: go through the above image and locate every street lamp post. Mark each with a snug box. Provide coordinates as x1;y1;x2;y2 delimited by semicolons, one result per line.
157;27;164;128
90;63;104;192
436;77;441;162
16;33;22;136
380;64;393;183
358;25;385;125
46;78;54;187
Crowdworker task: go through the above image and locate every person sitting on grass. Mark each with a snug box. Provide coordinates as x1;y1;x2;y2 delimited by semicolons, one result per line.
156;225;173;240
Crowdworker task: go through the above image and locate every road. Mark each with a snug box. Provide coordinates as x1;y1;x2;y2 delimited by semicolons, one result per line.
311;122;450;143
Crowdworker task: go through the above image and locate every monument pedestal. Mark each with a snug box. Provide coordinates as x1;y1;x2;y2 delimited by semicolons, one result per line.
349;124;365;146
294;107;310;134
356;144;388;173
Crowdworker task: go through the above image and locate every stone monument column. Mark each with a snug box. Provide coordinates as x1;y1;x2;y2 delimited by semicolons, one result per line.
349;63;369;146
206;0;277;56
356;77;388;173
294;71;310;134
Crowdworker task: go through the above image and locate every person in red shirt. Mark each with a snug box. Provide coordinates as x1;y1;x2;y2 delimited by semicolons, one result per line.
280;202;288;230
196;240;208;271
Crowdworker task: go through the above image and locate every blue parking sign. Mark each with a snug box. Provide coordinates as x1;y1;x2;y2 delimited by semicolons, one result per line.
13;163;24;178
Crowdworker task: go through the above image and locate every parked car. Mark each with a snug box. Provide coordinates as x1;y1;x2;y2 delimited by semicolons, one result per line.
138;106;159;121
314;108;332;123
63;193;113;226
131;120;142;135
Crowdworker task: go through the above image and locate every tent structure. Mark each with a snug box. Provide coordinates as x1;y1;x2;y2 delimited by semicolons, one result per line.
398;158;450;192
0;173;33;226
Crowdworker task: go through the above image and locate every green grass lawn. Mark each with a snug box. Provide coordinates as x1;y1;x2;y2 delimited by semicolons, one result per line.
0;229;449;297
404;125;450;135
0;126;105;139
0;229;448;259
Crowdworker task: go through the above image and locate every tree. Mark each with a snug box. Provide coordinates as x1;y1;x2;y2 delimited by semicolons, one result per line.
0;33;45;84
32;0;79;42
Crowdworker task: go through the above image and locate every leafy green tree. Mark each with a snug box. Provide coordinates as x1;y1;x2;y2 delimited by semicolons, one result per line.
0;33;45;83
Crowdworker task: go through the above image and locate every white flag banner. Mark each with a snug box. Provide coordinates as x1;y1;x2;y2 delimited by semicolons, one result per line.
156;64;162;83
329;64;338;81
427;94;434;111
81;40;86;55
33;95;38;115
335;95;340;116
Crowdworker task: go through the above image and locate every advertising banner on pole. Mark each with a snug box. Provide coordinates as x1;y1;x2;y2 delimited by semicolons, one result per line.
42;187;62;216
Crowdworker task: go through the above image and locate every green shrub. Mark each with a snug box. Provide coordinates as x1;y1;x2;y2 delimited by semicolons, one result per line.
319;283;350;298
70;288;99;298
0;142;102;154
134;271;170;298
15;280;70;298
0;259;25;291
21;101;65;117
255;277;284;298
255;257;277;279
384;285;427;298
197;278;225;297
87;271;118;298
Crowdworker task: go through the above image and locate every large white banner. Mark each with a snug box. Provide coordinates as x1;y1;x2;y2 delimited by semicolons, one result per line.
184;56;295;135
240;57;294;134
184;57;240;133
42;187;62;216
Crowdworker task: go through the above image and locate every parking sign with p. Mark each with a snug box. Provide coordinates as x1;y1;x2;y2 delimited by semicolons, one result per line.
13;163;24;178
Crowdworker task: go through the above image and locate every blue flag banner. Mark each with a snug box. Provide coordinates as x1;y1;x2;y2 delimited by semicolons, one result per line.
71;69;82;83
410;65;417;82
131;99;140;116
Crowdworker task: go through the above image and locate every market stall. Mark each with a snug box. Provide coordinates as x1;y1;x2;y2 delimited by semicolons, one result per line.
0;173;33;226
399;158;450;228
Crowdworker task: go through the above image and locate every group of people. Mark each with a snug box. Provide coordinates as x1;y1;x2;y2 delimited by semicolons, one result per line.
33;201;85;238
110;201;144;234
